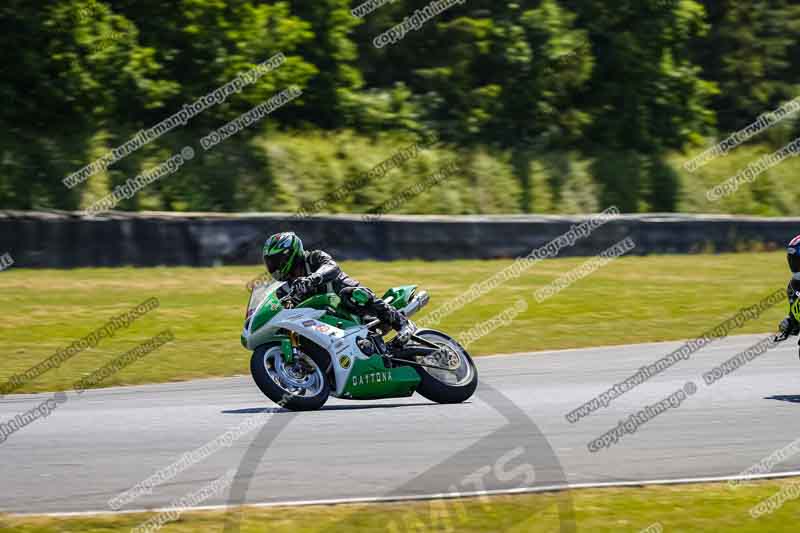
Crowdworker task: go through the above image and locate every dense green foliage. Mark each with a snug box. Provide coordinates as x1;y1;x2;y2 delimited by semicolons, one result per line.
1;1;799;214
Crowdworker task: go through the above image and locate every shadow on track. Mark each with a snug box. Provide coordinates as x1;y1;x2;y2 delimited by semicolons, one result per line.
220;382;575;533
765;395;800;404
221;401;456;414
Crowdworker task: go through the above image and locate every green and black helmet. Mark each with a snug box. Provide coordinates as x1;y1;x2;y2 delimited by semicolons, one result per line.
263;232;304;281
789;234;800;273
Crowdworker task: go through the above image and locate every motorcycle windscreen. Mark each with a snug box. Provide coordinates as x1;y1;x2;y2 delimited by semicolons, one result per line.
246;280;283;320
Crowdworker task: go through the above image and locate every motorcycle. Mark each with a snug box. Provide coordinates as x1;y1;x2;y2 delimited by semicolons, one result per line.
241;280;478;411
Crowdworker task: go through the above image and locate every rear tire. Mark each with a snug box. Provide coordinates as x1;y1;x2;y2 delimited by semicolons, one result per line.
412;330;478;404
250;343;330;411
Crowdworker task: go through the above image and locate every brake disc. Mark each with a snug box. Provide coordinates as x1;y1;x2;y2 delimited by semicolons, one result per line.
275;356;313;389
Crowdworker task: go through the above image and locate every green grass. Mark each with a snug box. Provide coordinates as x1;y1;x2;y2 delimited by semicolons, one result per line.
5;479;800;532
0;252;791;394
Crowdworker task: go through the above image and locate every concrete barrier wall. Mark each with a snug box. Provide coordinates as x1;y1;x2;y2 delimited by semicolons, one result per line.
0;211;797;268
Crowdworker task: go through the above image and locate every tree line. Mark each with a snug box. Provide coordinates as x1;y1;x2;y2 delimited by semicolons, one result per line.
1;0;799;215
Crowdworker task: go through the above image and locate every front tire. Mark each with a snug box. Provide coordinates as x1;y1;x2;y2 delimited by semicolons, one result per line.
250;343;330;411
412;330;478;404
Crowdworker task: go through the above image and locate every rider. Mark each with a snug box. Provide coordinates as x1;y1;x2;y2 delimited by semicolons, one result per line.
262;232;414;347
778;235;800;341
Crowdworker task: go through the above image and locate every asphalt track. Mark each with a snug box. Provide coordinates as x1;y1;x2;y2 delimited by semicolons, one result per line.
5;333;800;515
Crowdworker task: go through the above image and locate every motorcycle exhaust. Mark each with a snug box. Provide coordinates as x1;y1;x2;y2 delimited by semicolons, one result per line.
402;290;429;317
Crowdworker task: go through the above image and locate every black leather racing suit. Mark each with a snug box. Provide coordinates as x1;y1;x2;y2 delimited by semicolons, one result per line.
785;273;800;334
293;250;408;330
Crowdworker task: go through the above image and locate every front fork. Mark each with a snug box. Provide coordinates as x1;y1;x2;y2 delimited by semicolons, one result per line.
280;332;301;364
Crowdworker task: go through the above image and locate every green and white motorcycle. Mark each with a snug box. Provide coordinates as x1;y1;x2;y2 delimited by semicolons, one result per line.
241;281;478;411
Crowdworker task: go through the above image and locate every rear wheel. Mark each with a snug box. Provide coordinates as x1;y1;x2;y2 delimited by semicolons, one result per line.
250;343;330;411
411;330;478;404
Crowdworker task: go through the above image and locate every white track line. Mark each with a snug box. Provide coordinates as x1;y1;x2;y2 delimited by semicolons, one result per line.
13;470;800;518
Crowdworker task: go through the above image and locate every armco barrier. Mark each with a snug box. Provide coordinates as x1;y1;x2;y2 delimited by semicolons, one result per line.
0;211;794;268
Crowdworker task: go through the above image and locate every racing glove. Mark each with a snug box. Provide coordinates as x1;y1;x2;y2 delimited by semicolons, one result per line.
291;274;322;302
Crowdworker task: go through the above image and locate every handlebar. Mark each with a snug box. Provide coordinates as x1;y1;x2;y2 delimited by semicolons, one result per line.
279;291;296;308
279;283;303;309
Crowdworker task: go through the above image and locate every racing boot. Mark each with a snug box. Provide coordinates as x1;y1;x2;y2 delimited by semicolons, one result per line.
384;310;415;352
391;316;415;347
777;316;800;342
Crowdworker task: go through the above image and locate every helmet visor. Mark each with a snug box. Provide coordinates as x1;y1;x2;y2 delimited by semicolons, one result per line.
264;252;290;279
789;248;800;273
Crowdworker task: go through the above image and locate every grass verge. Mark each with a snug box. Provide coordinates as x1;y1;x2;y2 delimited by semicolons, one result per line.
0;252;791;394
4;478;800;532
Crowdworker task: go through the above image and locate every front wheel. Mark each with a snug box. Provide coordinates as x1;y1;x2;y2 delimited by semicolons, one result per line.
411;330;478;404
250;343;330;411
